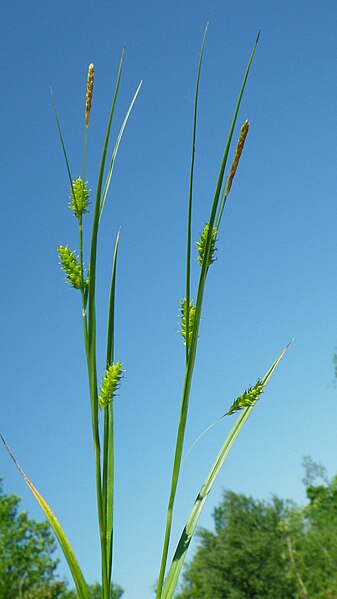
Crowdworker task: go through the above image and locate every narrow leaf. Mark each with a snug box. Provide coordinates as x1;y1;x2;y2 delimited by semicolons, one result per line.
184;22;208;359
161;341;291;599
50;89;74;192
86;49;126;599
0;435;89;599
99;81;142;222
157;30;259;599
103;228;121;591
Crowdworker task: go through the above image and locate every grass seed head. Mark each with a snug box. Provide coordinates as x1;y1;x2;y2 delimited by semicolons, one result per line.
226;119;249;195
98;362;124;410
196;223;218;267
57;245;83;290
69;177;90;218
85;63;95;126
226;379;264;416
180;299;196;347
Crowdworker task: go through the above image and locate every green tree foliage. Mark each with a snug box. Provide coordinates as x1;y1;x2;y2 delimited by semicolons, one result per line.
296;474;337;597
20;582;124;599
177;491;298;598
65;582;123;599
177;463;337;599
85;583;123;599
21;582;72;599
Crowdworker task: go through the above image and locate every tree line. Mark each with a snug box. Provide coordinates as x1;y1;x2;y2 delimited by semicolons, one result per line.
177;457;337;598
2;457;337;598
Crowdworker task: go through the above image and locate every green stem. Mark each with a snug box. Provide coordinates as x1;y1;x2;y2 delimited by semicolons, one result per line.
82;126;89;182
156;271;206;598
215;187;227;230
87;235;108;599
86;52;124;599
156;32;259;599
79;123;89;334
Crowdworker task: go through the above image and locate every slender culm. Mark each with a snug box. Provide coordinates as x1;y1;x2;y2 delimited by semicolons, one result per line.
85;63;95;126
226;119;249;195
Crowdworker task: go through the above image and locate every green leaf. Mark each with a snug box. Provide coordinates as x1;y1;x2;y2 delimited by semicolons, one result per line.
99;80;142;222
50;89;73;191
161;342;291;599
157;29;260;599
103;227;121;591
0;435;89;599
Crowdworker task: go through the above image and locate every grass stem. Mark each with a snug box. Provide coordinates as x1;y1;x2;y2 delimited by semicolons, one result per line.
156;31;259;599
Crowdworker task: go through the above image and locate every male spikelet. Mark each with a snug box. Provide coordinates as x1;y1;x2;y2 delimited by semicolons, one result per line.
85;63;95;126
98;362;124;409
226;379;264;415
180;299;196;347
226;120;249;195
196;223;218;267
57;245;83;290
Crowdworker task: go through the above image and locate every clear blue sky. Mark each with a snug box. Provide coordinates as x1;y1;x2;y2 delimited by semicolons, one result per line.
1;1;336;597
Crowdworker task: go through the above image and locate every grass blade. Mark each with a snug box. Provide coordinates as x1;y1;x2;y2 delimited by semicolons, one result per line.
156;32;259;599
184;23;208;362
102;228;121;591
88;47;125;354
50;89;73;191
198;31;259;277
0;435;89;599
99;81;143;222
86;49;125;599
156;26;209;597
161;342;290;598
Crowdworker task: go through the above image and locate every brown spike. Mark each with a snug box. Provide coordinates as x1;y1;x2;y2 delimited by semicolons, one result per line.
226;120;249;195
85;63;95;126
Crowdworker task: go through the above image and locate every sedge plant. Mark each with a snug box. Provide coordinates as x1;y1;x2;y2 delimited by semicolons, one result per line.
1;26;291;599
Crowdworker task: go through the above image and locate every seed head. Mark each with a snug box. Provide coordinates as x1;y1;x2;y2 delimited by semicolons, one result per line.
196;223;218;267
226;120;249;195
85;63;95;126
57;245;83;290
98;362;124;410
69;177;90;218
180;298;196;347
226;379;264;416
